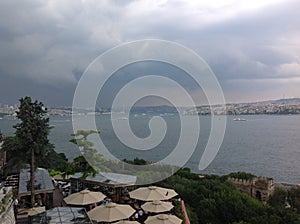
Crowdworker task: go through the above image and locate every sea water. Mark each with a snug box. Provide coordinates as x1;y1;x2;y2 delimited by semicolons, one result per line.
1;114;299;184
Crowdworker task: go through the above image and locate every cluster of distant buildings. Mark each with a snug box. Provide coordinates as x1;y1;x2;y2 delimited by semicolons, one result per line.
2;98;300;118
185;98;300;115
0;104;111;117
0;105;74;118
226;101;300;115
0;104;18;116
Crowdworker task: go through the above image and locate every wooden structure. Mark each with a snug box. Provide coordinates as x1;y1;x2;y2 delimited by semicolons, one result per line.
18;168;55;209
70;172;136;202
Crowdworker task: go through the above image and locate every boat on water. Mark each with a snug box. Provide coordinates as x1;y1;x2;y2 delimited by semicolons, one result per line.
112;116;128;121
233;117;246;121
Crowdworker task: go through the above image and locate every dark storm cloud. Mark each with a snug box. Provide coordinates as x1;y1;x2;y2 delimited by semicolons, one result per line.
0;72;76;106
0;0;299;105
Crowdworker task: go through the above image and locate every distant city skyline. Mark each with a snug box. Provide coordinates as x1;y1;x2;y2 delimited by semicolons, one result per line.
0;0;300;107
1;96;300;109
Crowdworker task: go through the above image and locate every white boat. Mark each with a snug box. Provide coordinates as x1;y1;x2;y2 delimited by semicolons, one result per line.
112;116;128;121
117;117;128;120
233;117;246;121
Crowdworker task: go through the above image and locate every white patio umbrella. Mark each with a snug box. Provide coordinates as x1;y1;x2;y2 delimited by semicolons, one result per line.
129;186;178;201
141;200;174;213
145;214;182;224
63;189;106;205
87;202;135;223
114;221;140;224
27;206;46;216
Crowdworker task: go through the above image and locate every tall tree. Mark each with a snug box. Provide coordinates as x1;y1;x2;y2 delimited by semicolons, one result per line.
14;97;52;207
0;97;68;207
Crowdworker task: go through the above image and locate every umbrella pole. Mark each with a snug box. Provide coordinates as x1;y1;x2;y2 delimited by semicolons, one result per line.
115;187;122;202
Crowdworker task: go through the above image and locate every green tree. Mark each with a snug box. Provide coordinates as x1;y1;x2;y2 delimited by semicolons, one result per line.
16;97;52;207
155;168;300;224
269;188;288;208
1;136;26;174
70;130;107;178
59;161;75;178
71;130;100;141
1;97;60;207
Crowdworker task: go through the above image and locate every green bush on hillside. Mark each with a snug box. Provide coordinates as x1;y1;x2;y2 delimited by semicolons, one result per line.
155;168;300;224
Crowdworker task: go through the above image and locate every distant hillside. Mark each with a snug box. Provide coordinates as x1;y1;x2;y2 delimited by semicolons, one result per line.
130;105;179;114
46;98;300;115
270;98;300;104
223;98;300;107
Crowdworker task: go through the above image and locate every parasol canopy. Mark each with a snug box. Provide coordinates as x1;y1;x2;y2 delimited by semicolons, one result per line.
145;214;182;224
141;200;174;213
63;189;106;205
129;186;177;201
87;202;135;223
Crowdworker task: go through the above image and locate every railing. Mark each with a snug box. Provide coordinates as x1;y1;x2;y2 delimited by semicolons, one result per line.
180;199;190;224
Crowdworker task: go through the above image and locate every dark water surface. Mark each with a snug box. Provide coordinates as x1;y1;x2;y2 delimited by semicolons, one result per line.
1;114;299;184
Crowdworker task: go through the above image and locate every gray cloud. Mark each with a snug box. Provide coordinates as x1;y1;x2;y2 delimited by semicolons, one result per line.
0;0;299;105
188;0;300;81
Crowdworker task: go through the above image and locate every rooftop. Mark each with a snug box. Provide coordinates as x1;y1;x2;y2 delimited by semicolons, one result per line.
71;172;137;187
18;168;54;196
29;207;92;224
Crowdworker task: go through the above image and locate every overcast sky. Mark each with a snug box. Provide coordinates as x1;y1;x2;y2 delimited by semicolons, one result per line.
0;0;300;107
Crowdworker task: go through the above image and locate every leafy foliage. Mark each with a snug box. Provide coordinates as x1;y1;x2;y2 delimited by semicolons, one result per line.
0;97;66;175
71;130;100;139
70;130;108;178
48;169;62;177
155;168;300;224
289;187;300;214
225;172;256;180
123;157;147;165
269;187;300;215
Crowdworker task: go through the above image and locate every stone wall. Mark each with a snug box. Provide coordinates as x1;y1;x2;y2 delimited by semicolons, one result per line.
0;187;16;224
228;176;275;204
0;203;16;224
